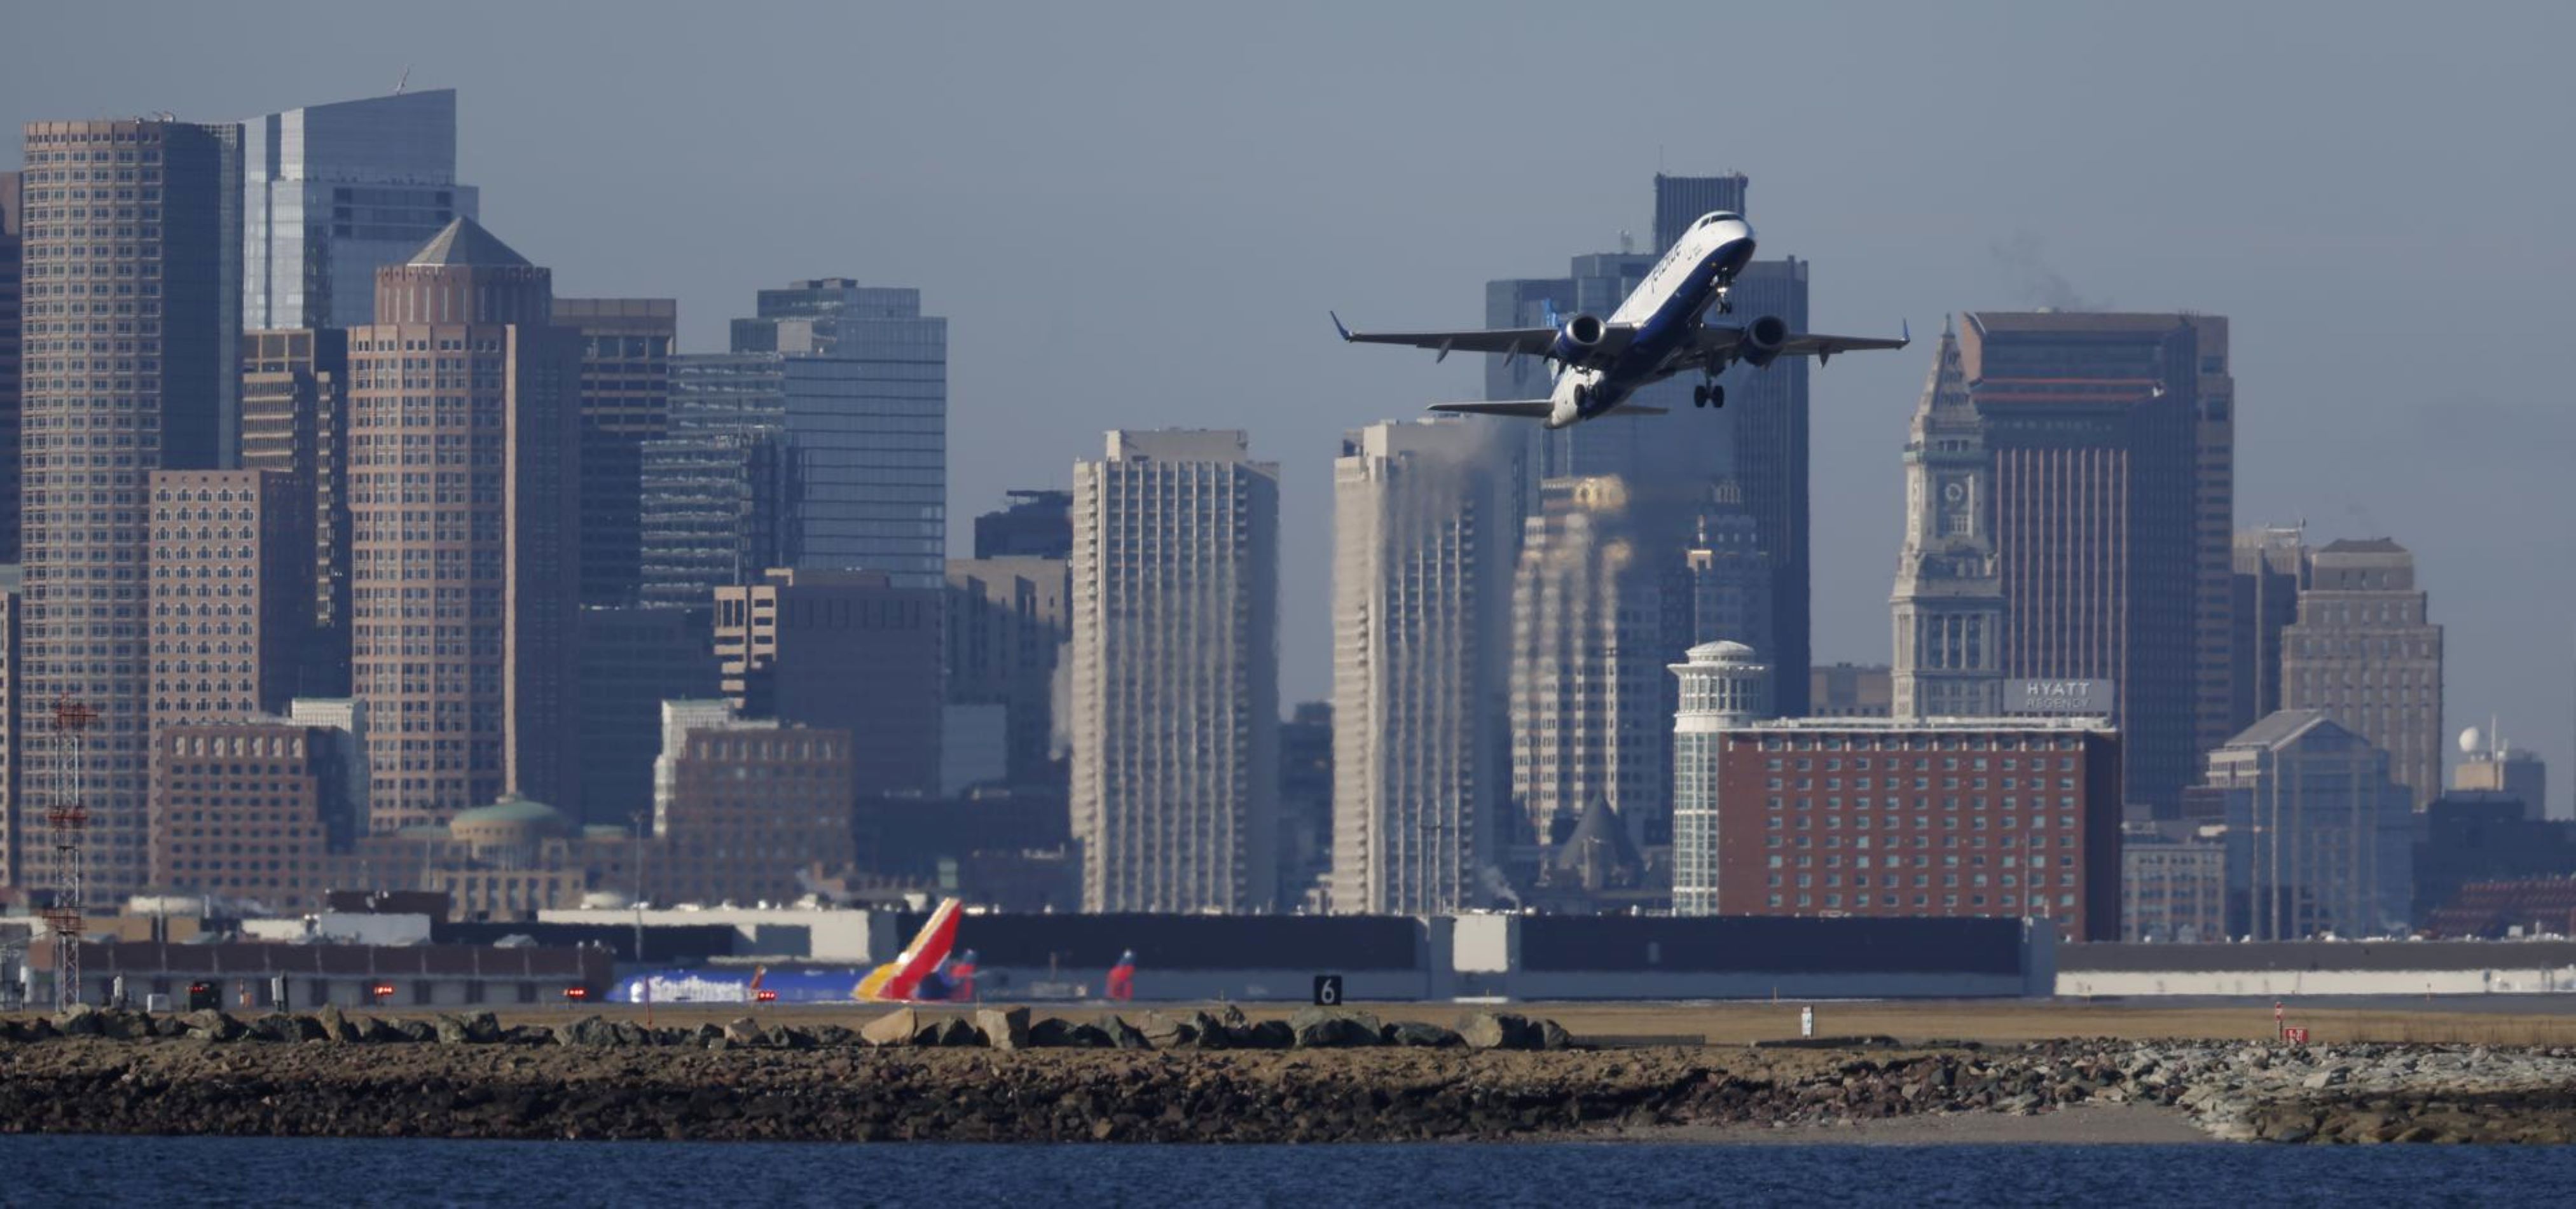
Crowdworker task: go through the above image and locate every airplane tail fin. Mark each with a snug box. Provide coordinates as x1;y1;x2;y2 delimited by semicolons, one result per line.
851;897;963;1003
1428;400;1553;419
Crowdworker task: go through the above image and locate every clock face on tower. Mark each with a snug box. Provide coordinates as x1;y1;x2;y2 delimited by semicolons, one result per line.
1941;481;1967;508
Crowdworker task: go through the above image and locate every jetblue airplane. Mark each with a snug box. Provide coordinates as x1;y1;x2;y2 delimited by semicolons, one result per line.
1333;211;1907;429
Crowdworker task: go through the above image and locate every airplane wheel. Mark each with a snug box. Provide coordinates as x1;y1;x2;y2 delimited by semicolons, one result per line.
1691;385;1707;408
1711;384;1726;409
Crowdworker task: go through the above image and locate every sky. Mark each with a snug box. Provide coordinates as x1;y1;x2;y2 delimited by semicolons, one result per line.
6;1;2573;812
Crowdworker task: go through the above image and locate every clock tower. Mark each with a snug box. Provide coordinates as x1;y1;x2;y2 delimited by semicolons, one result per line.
1890;319;2005;718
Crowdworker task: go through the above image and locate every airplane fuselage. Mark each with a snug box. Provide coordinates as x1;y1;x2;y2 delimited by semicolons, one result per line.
1545;214;1757;427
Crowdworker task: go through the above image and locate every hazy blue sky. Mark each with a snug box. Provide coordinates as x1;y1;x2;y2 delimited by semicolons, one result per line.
8;1;2572;810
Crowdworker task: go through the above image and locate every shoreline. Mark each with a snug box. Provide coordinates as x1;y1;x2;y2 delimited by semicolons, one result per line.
1595;1100;2215;1146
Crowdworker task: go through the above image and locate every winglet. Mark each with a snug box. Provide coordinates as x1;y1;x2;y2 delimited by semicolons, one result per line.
1330;311;1353;342
1901;318;1911;346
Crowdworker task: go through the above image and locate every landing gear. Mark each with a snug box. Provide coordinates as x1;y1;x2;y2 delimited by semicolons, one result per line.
1711;284;1733;315
1571;383;1592;413
1692;382;1726;409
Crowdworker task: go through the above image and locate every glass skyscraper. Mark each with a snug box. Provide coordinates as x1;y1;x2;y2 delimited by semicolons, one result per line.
240;90;479;331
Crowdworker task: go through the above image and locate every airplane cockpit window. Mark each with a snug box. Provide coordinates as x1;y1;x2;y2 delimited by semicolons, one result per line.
1697;211;1740;228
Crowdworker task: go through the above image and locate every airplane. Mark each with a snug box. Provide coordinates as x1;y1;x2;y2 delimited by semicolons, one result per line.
1332;211;1908;429
853;896;965;1003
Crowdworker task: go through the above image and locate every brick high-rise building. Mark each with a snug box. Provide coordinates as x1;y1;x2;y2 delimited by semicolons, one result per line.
1070;430;1279;913
712;568;942;798
2281;538;2444;808
240;328;352;696
347;218;581;831
1954;312;2234;817
1329;420;1513;915
148;718;356;911
18;117;242;900
1;169;22;565
651;720;855;906
1683;716;2123;941
147;469;308;728
556;298;675;608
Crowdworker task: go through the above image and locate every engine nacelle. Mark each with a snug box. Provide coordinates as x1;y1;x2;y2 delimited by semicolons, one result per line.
1548;313;1606;364
1737;315;1789;368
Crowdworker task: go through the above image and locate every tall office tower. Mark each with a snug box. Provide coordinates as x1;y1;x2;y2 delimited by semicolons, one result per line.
1;170;22;563
146;469;307;728
946;555;1070;789
2229;525;2310;735
556;298;675;607
18;118;242;900
1070;430;1279;913
240;89;478;330
1955;312;2234;817
1651;172;1749;254
0;569;20;887
2281;538;2444;808
712;568;942;797
638;427;792;609
574;604;717;828
1668;639;1771;915
726;280;946;587
2203;710;2414;939
346;218;581;831
1889;324;2006;719
1328;420;1513;915
974;490;1073;560
1681;480;1774;654
240;328;352;695
1508;476;1671;853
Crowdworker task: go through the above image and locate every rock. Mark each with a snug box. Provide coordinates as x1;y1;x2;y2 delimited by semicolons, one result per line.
976;1007;1031;1052
151;1015;190;1039
393;1019;437;1044
178;1009;237;1042
861;1009;923;1047
316;1005;359;1043
253;1013;314;1044
1459;1012;1538;1051
500;1025;554;1046
611;1021;652;1047
53;1003;101;1037
1185;1011;1234;1049
1101;1016;1152;1050
1293;1016;1380;1049
1538;1019;1574;1051
724;1017;769;1047
1063;1023;1115;1048
100;1009;155;1040
2301;1068;2346;1090
556;1016;620;1046
1385;1020;1464;1048
1138;1011;1194;1048
464;1012;503;1044
358;1017;404;1044
431;1015;471;1045
1234;1020;1293;1049
935;1018;986;1047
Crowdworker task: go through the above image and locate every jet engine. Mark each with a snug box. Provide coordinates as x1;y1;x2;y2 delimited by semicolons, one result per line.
1737;315;1789;368
1548;313;1606;364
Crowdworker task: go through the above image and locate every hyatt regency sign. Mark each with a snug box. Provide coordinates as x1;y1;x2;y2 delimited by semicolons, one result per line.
2005;679;2114;715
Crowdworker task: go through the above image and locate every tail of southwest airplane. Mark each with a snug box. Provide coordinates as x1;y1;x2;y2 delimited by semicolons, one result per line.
853;897;963;1002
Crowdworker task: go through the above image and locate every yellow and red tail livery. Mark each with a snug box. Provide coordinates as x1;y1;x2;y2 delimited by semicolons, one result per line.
853;897;963;1003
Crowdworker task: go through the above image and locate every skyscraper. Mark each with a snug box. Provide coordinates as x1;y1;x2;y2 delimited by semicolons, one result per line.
1652;172;1749;254
240;89;478;330
1328;420;1513;915
974;490;1072;560
146;469;308;727
1955;311;2234;816
239;327;352;695
1;170;22;565
346;218;581;831
1889;323;2006;719
19;117;242;900
728;279;946;587
1508;476;1670;853
946;555;1070;790
2228;525;2310;736
712;567;942;798
2204;710;2414;940
1680;480;1774;657
556;298;676;608
2281;538;2444;808
1070;430;1279;913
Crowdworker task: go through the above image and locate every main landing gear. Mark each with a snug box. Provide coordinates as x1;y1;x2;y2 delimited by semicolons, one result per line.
1692;381;1726;409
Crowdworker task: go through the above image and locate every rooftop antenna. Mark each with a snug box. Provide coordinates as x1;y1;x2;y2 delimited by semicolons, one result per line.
394;66;410;96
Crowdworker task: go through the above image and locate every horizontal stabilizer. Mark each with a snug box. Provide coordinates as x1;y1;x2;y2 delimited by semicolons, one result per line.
1428;400;1553;419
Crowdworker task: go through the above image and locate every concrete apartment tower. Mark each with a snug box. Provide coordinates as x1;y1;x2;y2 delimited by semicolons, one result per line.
146;469;309;727
241;89;478;331
18;117;242;900
2281;539;2444;808
1328;420;1513;915
1669;640;1771;915
1953;312;2235;817
1889;322;2006;719
346;218;581;831
1071;430;1279;913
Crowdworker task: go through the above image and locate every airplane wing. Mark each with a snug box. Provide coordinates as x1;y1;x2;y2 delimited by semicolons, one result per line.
1428;400;1553;418
1334;313;1630;363
1689;321;1911;364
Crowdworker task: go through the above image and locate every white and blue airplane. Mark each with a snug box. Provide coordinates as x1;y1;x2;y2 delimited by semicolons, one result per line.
1333;211;1907;429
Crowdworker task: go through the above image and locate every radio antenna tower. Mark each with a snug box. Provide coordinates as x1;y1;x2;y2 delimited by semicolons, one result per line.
39;696;98;1012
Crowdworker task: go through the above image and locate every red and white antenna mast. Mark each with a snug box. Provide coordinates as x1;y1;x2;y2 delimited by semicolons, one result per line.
39;696;97;1012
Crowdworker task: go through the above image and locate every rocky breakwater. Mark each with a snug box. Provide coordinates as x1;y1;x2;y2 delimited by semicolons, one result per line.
2;1004;2574;1143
